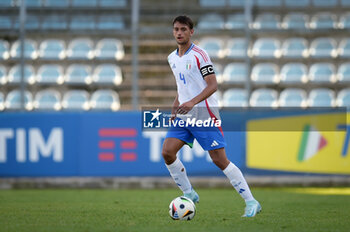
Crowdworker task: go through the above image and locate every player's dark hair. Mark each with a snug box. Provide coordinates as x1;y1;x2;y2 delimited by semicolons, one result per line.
172;15;194;29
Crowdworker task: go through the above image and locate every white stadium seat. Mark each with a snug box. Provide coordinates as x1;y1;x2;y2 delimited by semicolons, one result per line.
5;89;33;111
34;89;62;111
90;89;120;111
62;90;90;111
250;88;278;107
279;88;307;108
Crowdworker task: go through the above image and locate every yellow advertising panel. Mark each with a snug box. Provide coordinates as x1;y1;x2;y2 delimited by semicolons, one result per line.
246;113;350;174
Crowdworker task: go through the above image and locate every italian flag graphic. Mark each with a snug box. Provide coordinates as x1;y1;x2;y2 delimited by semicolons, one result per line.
298;125;327;162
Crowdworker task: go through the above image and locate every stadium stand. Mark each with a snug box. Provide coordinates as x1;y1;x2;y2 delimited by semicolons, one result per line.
308;88;336;107
309;38;337;58
223;63;248;83
65;64;92;85
337;63;350;82
281;38;309;58
282;13;309;30
198;38;225;58
39;39;66;60
5;89;33;111
249;88;279;107
309;63;336;83
61;90;90;111
222;88;249;107
280;63;308;84
251;38;281;58
226;38;247;58
336;88;350;107
36;65;64;85
10;39;38;59
0;39;10;60
33;89;62;111
92;64;123;86
7;65;36;85
251;63;279;84
198;14;225;30
279;88;308;108
0;92;4;111
0;65;6;85
90;89;120;111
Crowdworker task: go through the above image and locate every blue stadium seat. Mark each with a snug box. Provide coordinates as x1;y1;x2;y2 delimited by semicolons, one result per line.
281;38;309;58
90;89;120;111
310;13;337;30
67;38;94;60
100;0;127;7
92;64;123;86
0;0;13;7
198;14;225;30
42;15;67;30
250;88;278;107
65;64;92;85
25;0;42;7
0;39;10;60
226;14;246;30
39;39;65;60
71;0;97;7
309;38;337;58
308;88;335;107
199;0;226;7
34;89;62;111
226;38;247;58
251;38;281;58
336;88;350;107
36;64;64;85
337;63;350;82
280;63;308;84
251;63;279;84
0;16;12;29
70;15;95;30
10;39;38;59
62;90;90;111
198;38;225;58
309;63;336;83
282;13;309;30
7;64;36;85
285;0;310;8
338;38;350;58
279;88;308;108
228;0;245;7
222;89;248;107
341;0;350;6
0;65;7;85
13;15;40;30
5;89;33;111
252;13;280;30
95;38;125;60
97;15;124;30
312;0;337;8
255;0;282;8
223;63;248;83
45;0;69;7
0;92;4;111
339;13;350;29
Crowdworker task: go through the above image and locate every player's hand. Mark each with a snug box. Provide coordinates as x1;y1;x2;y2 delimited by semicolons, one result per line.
176;101;195;115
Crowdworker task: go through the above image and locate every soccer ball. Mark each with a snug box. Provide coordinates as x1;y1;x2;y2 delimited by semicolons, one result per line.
169;196;196;221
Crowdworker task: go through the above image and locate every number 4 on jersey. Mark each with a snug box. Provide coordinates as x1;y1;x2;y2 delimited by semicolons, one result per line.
179;73;186;84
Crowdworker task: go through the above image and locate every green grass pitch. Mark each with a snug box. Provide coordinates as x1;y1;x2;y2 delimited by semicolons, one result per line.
0;187;349;232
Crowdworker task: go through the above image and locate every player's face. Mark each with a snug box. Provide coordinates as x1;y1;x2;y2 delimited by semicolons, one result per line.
173;22;193;45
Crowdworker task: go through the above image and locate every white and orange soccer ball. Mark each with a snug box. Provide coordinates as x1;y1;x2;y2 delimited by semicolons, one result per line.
169;196;196;221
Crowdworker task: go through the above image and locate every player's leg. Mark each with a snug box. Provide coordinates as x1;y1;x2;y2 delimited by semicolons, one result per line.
162;137;199;203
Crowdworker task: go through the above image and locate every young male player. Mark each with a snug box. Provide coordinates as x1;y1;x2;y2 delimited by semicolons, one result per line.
162;15;261;217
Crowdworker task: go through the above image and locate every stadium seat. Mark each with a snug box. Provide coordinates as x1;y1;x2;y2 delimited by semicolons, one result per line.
252;14;280;30
226;38;247;58
222;63;248;83
36;64;64;85
70;15;95;30
67;38;94;60
7;65;36;85
309;38;337;58
198;14;225;30
309;63;336;83
282;13;309;30
339;13;350;30
62;90;90;111
279;88;308;108
13;15;40;30
5;89;33;111
92;64;123;85
337;63;350;82
71;0;97;7
222;89;248;107
0;92;4;111
10;39;38;59
0;65;6;85
226;14;246;30
251;63;279;84
25;0;42;7
100;0;127;7
0;0;13;7
39;39;66;60
199;0;226;7
251;38;281;58
228;0;245;7
250;88;278;107
90;89;120;111
198;38;225;58
285;0;310;8
308;88;335;107
336;88;350;107
45;0;69;7
33;89;61;111
97;15;125;30
312;0;337;7
280;63;308;84
338;38;350;58
42;15;67;30
65;64;92;85
95;38;125;60
341;0;350;6
281;38;309;58
309;13;337;30
255;0;282;8
0;16;12;29
0;39;10;60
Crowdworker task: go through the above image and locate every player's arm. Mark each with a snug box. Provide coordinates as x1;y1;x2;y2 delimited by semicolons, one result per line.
177;73;217;114
171;94;180;120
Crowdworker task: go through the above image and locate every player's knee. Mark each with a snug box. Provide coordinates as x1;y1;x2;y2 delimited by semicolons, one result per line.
161;148;176;164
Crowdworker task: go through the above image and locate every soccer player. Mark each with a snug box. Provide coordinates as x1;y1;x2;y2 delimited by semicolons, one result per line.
162;15;261;217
